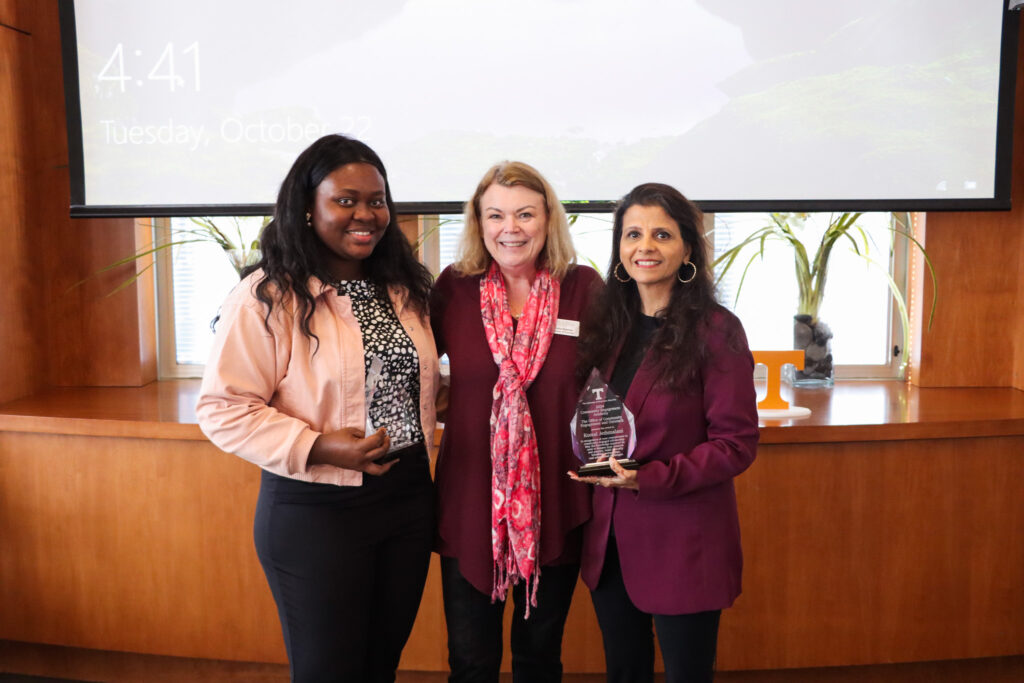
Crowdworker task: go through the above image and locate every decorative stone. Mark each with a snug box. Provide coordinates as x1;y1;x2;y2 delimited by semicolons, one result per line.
794;320;813;348
792;316;835;387
805;342;827;362
812;321;833;344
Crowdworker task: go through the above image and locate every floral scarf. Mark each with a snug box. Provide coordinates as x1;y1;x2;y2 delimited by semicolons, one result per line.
479;261;560;617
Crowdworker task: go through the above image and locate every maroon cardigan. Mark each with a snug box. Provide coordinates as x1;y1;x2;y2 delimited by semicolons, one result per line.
580;309;759;615
430;264;601;596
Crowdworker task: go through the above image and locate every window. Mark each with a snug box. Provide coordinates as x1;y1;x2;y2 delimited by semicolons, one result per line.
155;216;266;378
711;212;908;378
155;212;910;380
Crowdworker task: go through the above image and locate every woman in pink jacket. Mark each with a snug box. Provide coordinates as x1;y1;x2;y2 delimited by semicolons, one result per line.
196;135;438;683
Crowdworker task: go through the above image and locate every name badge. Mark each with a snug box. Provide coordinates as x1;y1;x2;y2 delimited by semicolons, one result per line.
555;318;580;337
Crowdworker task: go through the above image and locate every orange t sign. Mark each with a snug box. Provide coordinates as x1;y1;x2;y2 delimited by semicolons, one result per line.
752;350;805;410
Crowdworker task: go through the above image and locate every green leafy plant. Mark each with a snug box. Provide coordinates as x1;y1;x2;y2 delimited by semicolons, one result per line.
183;216;266;275
711;211;937;372
89;216;269;294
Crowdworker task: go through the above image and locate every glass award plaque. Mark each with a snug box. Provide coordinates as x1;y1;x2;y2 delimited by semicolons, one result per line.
365;354;416;464
570;368;639;476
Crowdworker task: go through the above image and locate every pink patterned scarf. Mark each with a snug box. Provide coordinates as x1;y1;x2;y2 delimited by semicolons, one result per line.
479;261;560;617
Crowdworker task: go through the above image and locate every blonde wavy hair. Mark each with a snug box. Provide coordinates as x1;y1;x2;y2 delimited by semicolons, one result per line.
452;161;576;280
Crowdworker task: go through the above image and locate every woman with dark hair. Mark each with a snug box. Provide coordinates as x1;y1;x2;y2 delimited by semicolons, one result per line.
571;183;759;683
430;161;601;682
196;134;438;682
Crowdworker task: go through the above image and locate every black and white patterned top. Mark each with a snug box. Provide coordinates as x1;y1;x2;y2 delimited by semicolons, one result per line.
334;279;423;449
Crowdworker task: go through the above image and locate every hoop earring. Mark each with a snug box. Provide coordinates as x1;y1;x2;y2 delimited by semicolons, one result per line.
678;261;697;283
614;262;632;283
305;212;313;227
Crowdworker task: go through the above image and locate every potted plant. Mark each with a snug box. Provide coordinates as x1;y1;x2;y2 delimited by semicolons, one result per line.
711;212;936;385
87;216;269;294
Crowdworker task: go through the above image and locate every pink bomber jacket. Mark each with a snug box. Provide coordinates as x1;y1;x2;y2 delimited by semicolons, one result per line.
196;271;439;487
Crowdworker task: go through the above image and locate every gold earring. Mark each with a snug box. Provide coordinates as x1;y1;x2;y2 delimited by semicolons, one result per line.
678;261;697;283
614;262;632;283
305;212;313;227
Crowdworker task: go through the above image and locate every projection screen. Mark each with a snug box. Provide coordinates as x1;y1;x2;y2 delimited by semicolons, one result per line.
59;0;1019;216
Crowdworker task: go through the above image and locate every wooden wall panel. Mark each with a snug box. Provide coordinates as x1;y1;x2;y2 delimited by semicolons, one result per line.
0;14;44;403
2;429;1021;672
911;214;1021;387
0;432;284;662
724;436;1024;670
1016;259;1024;389
37;216;158;387
0;0;23;26
1015;201;1024;389
19;0;157;387
1014;21;1024;392
0;426;609;672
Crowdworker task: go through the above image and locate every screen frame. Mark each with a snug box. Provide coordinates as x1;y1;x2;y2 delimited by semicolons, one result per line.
58;0;1020;217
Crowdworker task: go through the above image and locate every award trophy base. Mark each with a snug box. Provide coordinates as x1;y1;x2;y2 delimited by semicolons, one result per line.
578;458;640;477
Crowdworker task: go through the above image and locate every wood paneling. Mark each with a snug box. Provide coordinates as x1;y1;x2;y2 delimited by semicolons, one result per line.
911;210;1022;387
0;6;42;404
726;436;1024;670
0;0;24;27
0;431;284;662
6;0;158;388
37;215;158;387
1016;242;1024;389
2;380;1023;672
1;431;1020;671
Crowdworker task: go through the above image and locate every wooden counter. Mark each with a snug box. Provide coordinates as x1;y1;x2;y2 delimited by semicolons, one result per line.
758;381;1024;442
4;378;1024;442
1;380;1023;672
0;380;205;439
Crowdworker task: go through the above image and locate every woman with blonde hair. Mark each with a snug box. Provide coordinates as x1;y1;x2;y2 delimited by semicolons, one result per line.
430;161;601;682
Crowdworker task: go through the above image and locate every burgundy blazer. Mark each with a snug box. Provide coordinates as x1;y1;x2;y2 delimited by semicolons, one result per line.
431;264;602;596
580;309;759;615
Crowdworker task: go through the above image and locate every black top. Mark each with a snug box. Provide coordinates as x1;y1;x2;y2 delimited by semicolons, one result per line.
609;313;663;400
333;279;423;449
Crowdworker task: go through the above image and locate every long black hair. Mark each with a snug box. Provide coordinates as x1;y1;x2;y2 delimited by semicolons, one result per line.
244;134;432;340
578;183;727;389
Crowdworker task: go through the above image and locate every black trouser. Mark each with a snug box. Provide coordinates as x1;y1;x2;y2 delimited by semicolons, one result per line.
440;556;580;683
254;448;434;683
590;540;721;683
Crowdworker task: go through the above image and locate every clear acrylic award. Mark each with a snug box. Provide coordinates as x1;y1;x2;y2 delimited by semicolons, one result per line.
570;368;639;476
365;354;416;463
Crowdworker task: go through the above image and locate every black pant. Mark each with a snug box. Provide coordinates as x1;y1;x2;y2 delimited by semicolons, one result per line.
590;540;720;683
254;452;434;683
440;556;579;683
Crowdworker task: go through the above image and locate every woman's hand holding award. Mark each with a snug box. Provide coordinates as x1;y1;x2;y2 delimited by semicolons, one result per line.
570;369;639;477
